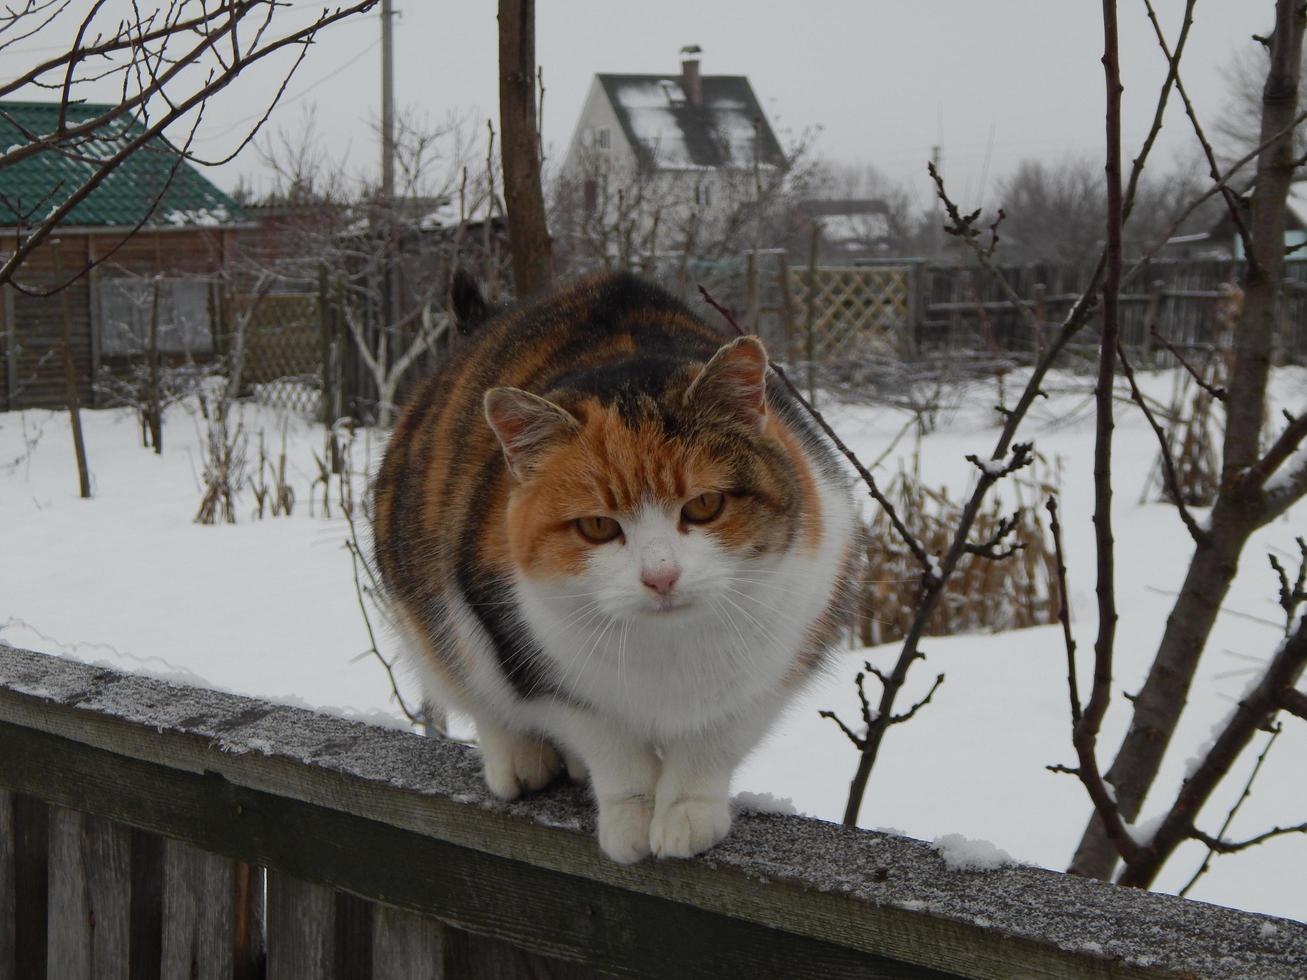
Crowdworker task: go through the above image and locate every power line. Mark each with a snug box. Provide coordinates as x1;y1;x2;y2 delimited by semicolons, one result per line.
191;35;382;144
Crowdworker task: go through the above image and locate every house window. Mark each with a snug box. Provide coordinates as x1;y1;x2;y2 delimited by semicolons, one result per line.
596;127;610;151
98;278;214;355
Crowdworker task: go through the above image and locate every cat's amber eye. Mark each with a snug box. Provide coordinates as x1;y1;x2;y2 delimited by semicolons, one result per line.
576;515;622;544
681;491;726;524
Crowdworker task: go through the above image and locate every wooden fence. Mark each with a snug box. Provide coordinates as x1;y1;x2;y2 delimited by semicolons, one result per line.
914;258;1307;360
3;642;1303;979
759;258;1307;369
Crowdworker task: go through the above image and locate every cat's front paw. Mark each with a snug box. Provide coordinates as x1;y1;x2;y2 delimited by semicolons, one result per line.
481;737;563;800
649;797;732;859
597;795;654;864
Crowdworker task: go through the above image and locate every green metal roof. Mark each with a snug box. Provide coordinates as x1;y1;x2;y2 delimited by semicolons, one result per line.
0;101;242;229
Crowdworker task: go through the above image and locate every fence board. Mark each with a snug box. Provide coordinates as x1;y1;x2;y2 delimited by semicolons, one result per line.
47;806;132;980
334;890;374;980
9;794;47;980
129;828;163;980
267;872;336;979
161;838;255;980
370;903;445;980
0;790;12;980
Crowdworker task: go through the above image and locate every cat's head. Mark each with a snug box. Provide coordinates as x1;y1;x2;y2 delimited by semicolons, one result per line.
484;336;814;622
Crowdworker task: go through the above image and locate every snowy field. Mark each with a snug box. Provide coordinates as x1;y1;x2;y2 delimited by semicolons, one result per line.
2;366;1304;924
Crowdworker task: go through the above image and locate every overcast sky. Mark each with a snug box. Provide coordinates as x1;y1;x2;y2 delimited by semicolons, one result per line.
6;2;1276;212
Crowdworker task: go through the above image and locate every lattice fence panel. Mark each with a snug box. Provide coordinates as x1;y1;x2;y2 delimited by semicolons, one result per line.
238;293;322;415
789;266;913;361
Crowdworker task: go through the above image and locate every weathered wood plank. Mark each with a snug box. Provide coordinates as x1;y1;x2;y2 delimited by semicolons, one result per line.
161;839;240;980
267;872;336;980
0;790;13;980
334;890;373;980
370;903;445;980
444;930;608;980
129;828;163;980
2;644;1305;980
232;861;264;980
10;794;47;980
47;806;132;980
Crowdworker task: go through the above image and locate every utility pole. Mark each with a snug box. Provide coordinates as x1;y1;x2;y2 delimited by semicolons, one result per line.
380;0;395;201
930;144;942;258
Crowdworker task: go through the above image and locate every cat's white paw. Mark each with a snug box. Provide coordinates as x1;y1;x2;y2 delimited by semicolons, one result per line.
560;747;590;785
481;737;562;800
597;795;654;864
649;797;732;859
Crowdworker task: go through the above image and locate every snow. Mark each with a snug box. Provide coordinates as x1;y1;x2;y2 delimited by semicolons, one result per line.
2;364;1305;924
1124;814;1167;847
608;78;773;171
162;205;231;227
732;791;798;816
932;833;1015;872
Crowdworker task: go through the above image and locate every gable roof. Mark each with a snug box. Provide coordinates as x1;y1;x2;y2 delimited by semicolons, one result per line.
596;74;786;173
0;101;241;230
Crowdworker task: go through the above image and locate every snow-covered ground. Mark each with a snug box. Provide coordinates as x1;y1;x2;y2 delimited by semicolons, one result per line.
2;367;1304;923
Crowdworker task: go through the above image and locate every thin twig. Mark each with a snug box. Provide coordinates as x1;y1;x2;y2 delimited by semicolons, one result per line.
1117;342;1209;544
889;673;945;725
1189;821;1307;854
1047;497;1081;728
1141;0;1257;269
1178;724;1282;897
1149;329;1227;401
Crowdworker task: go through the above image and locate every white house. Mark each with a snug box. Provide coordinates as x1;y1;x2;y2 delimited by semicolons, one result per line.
559;47;788;257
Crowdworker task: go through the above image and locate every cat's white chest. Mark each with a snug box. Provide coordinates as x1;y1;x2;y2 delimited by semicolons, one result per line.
518;471;855;740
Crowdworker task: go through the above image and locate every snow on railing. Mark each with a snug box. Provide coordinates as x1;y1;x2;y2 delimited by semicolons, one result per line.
0;642;1303;979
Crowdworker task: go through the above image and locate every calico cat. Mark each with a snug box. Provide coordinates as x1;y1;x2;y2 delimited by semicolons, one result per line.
373;271;855;863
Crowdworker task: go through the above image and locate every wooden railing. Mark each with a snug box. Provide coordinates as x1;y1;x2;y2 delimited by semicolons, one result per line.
0;642;1303;979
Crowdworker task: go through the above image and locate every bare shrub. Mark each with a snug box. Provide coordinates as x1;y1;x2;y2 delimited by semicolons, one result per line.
194;387;247;526
250;425;295;520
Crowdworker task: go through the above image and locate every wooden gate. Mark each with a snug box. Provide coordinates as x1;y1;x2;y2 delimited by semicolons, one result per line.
789;265;914;361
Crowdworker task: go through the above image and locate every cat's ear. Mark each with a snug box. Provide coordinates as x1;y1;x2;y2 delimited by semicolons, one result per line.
484;387;580;481
449;268;489;335
684;336;768;426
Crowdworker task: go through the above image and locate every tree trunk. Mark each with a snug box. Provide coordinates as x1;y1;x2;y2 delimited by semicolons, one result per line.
52;242;91;498
498;0;552;297
147;279;162;455
1069;0;1306;880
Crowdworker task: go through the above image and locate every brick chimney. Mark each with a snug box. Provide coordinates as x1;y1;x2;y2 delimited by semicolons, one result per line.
680;44;703;107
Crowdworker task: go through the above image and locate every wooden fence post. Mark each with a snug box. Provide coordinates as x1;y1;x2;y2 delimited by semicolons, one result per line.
777;251;795;362
1032;282;1048;357
1142;278;1165;362
804;225;819;408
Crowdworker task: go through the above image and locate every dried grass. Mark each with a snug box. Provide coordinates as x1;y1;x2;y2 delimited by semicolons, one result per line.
851;445;1062;646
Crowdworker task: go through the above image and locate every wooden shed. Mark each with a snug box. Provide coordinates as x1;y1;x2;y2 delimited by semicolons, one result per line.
0;101;247;410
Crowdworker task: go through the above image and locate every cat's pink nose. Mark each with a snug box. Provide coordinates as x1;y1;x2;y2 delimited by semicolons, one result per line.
641;564;681;596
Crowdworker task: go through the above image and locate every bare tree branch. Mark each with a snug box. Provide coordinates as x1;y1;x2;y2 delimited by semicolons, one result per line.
1117;342;1210;544
0;0;380;289
1149;329;1228;401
